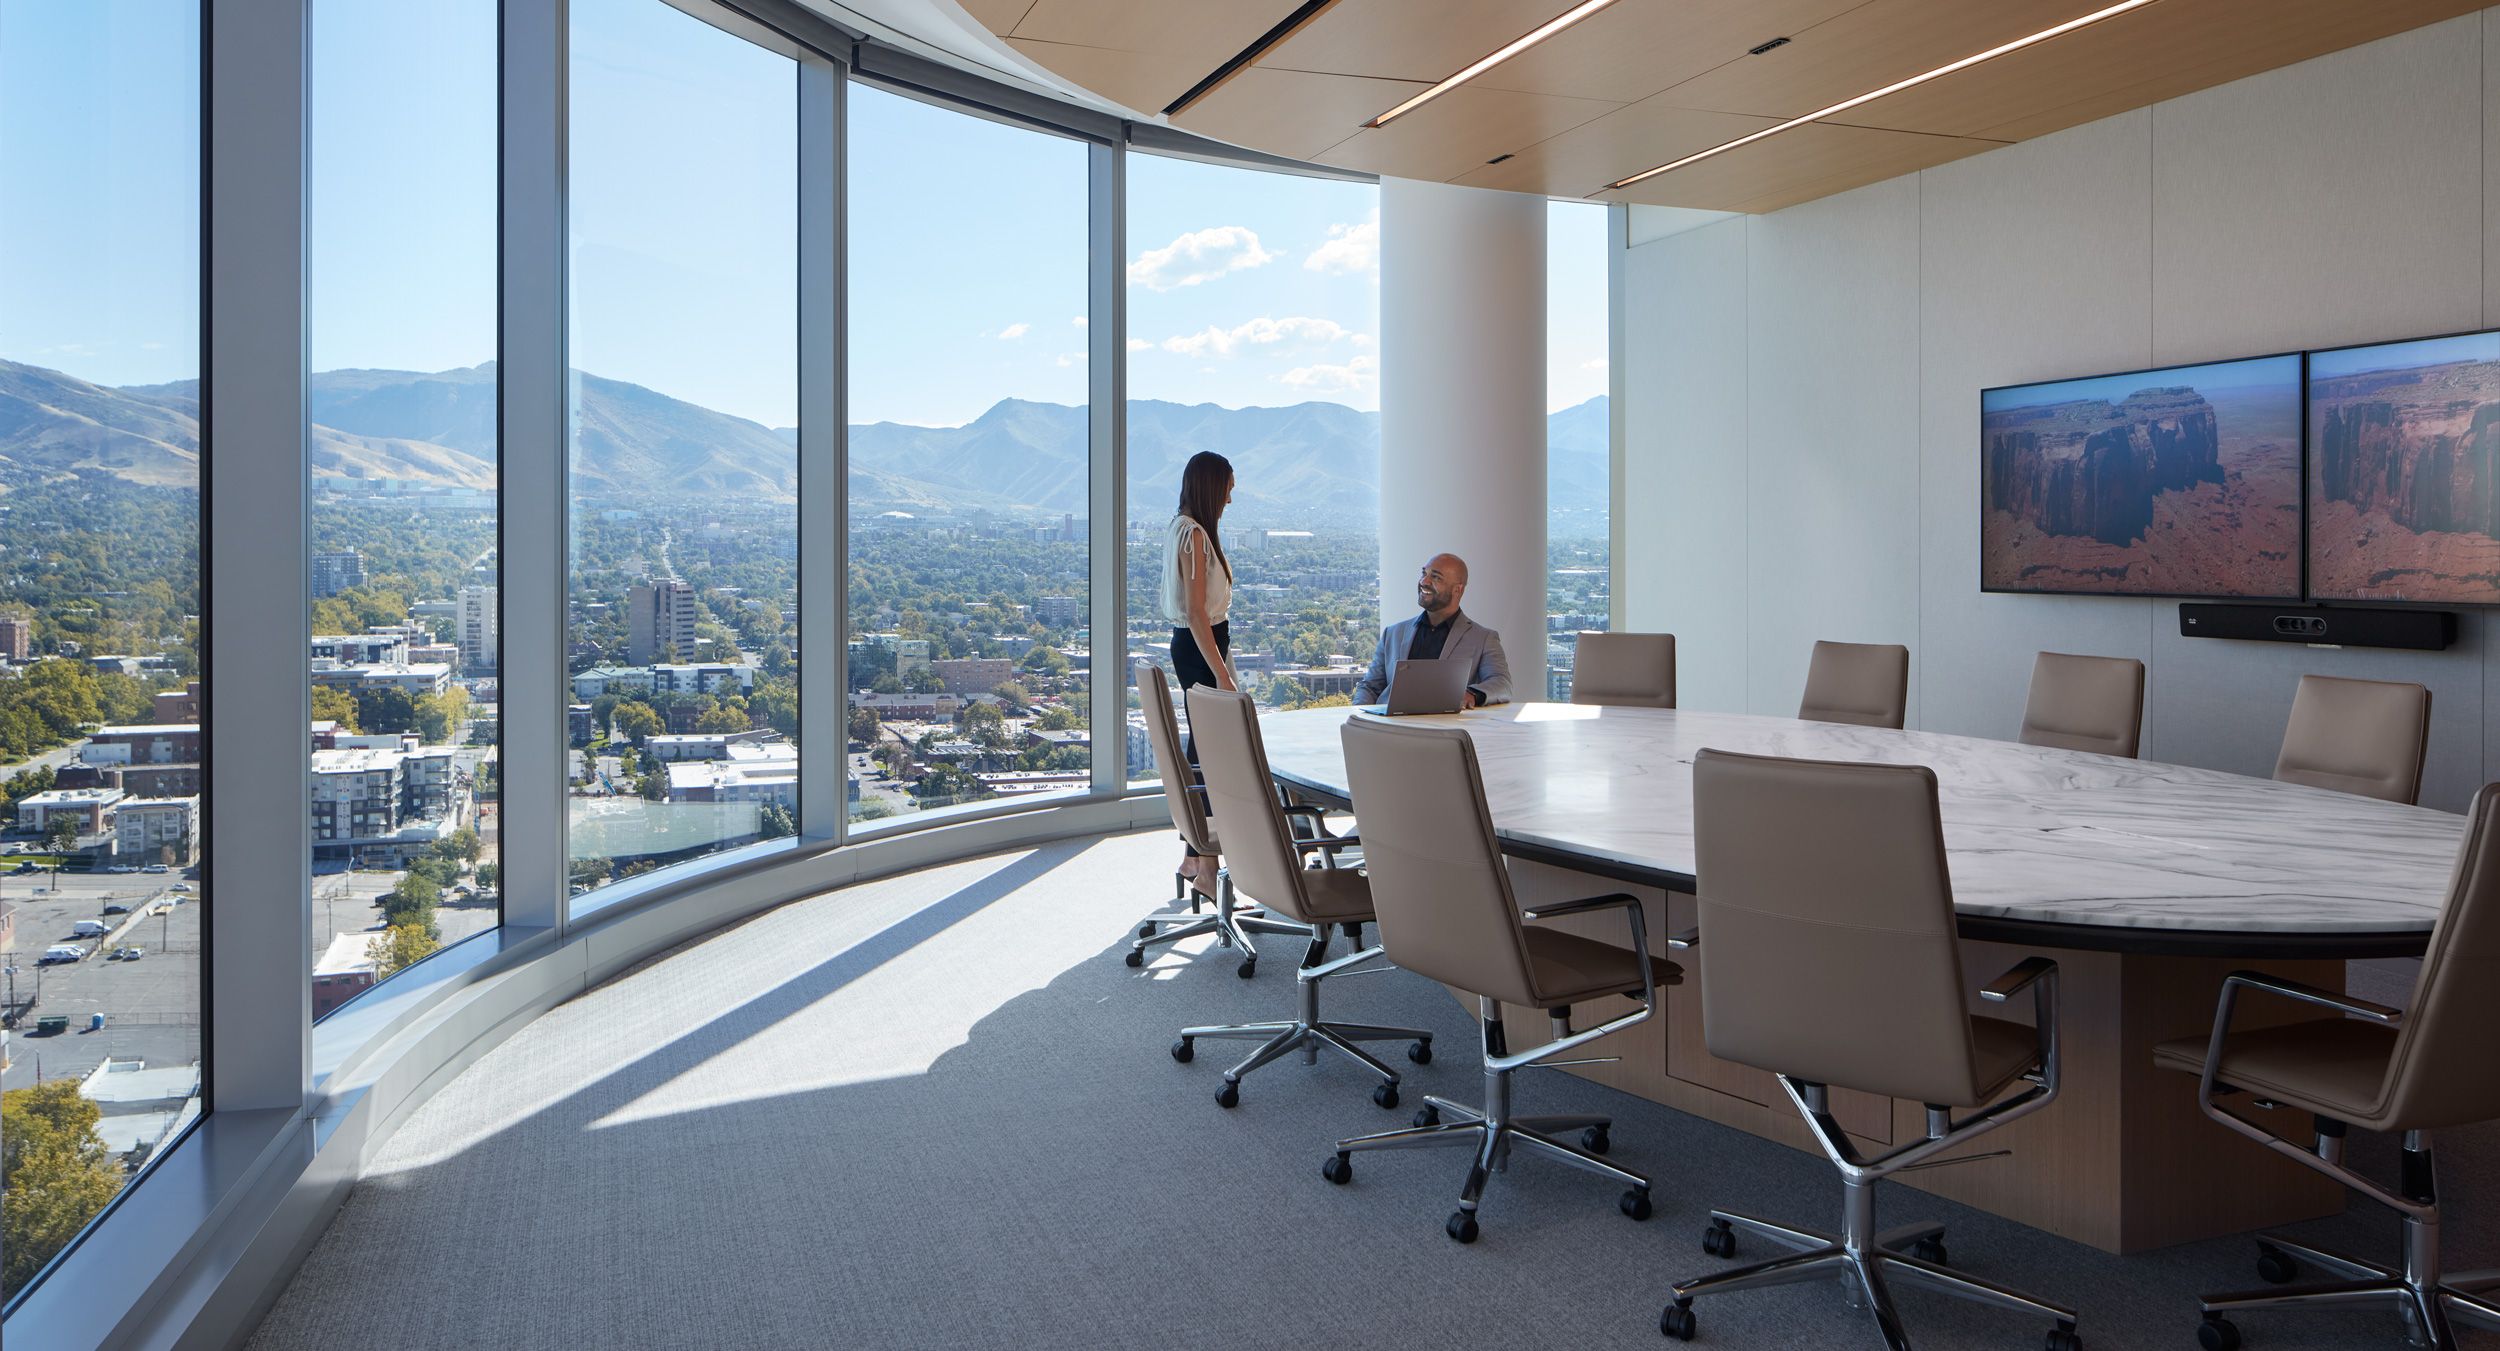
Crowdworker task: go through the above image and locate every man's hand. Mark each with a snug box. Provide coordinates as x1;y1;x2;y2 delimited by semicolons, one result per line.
1465;688;1484;709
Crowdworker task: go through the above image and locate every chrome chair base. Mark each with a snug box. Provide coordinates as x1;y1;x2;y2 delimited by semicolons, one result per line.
1173;928;1431;1108
1666;1192;2075;1350
1127;869;1316;976
2197;1230;2500;1350
1321;999;1655;1243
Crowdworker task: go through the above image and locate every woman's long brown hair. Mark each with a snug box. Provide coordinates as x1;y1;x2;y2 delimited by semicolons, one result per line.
1177;451;1233;582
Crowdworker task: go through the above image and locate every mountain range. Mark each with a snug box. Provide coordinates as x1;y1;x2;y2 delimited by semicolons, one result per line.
0;359;1609;526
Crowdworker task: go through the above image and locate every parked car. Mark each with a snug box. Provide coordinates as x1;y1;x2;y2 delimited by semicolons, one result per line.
10;861;36;874
102;902;131;915
112;947;144;962
71;919;110;938
109;864;137;874
41;944;86;965
170;883;191;892
142;864;169;874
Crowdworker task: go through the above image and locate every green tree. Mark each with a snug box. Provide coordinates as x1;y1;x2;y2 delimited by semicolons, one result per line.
613;701;662;746
46;815;79;852
758;801;797;840
366;922;441;978
354;686;422;735
847;705;881;746
911;763;987;807
2;1080;126;1299
870;673;904;696
1034;704;1081;732
900;664;945;695
694;702;748;735
382;873;441;938
475;862;501;890
415;686;469;744
310;685;361;731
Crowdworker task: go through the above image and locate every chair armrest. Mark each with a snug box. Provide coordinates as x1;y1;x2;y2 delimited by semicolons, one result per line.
1292;834;1360;853
1979;956;2057;1004
1279;802;1345;827
2221;971;2403;1025
1665;927;1699;950
1522;892;1640;922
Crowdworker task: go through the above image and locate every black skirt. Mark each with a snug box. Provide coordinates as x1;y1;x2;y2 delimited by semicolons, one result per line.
1170;620;1231;693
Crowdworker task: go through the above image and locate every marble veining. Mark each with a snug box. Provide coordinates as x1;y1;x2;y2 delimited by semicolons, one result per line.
1258;704;2463;938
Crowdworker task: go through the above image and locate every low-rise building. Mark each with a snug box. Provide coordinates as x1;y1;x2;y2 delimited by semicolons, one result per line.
114;796;197;863
311;633;408;665
311;933;379;1019
87;724;202;766
975;769;1091;797
309;660;453;698
16;787;124;835
664;742;797;807
649;662;756;697
568;703;594;746
932;658;1015;697
646;730;775;762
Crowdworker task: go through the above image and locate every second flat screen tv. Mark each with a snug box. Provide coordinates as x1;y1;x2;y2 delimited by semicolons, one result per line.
1981;353;2303;598
2308;330;2500;605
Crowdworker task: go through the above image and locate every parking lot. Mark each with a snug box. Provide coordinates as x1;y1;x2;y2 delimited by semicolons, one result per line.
4;865;499;1091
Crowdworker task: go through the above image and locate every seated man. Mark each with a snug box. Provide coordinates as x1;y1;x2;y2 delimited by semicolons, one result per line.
1354;552;1513;709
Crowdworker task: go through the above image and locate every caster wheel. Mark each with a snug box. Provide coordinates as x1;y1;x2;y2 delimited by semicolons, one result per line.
1214;1081;1239;1109
1446;1211;1480;1244
1620;1188;1653;1221
2044;1323;2082;1351
1372;1082;1401;1110
1582;1126;1611;1154
1321;1153;1353;1185
1412;1106;1441;1129
1124;948;1145;968
1702;1220;1737;1258
1660;1302;1697;1340
1407;1040;1433;1065
1343;922;1363;945
1235;958;1257;980
1912;1237;1949;1266
1170;1038;1194;1064
2196;1315;2238;1351
2255;1245;2298;1285
1138;922;1157;939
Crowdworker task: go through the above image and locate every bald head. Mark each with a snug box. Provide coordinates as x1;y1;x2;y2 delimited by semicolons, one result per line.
1416;553;1469;623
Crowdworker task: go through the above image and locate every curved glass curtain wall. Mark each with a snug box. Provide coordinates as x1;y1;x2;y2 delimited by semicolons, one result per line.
566;0;800;904
1121;153;1383;783
1546;200;1611;701
307;0;501;1016
0;0;206;1302
843;86;1092;828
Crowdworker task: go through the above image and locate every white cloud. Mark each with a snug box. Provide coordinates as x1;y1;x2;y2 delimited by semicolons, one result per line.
1128;225;1277;291
1071;316;1088;327
1581;357;1608;372
1126;338;1154;353
1304;211;1379;276
997;322;1031;341
1280;354;1377;397
1161;315;1352;359
1054;352;1088;368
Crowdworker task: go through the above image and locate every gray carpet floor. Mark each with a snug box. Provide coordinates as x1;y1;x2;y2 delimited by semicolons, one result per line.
247;831;2500;1350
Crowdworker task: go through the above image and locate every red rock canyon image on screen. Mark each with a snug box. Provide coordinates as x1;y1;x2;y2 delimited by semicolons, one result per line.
2308;331;2500;605
1981;354;2302;597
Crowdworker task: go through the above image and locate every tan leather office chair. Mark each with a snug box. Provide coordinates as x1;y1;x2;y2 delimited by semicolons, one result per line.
2274;673;2431;805
1171;687;1434;1108
1125;664;1306;974
1798;640;1910;729
2018;651;2146;758
2155;783;2500;1351
1322;715;1674;1243
1570;631;1677;708
1662;748;2077;1351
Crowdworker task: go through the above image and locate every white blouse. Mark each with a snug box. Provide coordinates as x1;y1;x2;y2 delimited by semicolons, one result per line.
1160;514;1232;626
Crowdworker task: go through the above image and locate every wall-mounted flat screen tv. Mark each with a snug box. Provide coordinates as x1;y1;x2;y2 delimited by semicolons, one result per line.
1981;353;2303;598
2308;330;2500;605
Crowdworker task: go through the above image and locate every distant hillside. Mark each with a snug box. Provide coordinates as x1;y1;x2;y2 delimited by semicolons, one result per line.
0;359;1608;524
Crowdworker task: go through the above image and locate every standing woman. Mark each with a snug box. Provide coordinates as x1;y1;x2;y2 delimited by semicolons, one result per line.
1162;451;1235;889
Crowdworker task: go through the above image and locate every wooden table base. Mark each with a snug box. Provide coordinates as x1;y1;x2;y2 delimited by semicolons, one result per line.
1485;861;2348;1255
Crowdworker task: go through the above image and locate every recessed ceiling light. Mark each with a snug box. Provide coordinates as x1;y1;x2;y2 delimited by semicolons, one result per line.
1604;0;2164;191
1366;0;1623;129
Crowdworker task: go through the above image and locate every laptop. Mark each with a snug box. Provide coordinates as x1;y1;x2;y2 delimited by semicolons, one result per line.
1382;656;1472;716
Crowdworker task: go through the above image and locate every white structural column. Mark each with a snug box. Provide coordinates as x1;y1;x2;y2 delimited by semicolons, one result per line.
1377;178;1548;695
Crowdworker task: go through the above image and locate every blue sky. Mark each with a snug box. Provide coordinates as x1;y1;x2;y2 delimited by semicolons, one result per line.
2311;331;2500;380
2;0;1609;428
1982;353;2299;414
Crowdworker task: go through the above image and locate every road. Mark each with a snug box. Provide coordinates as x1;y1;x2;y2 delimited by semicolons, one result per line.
0;739;87;784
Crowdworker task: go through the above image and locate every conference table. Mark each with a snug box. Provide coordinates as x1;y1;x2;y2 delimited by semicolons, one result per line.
1257;702;2463;1254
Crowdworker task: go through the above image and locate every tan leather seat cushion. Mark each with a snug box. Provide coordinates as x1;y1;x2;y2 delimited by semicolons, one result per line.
2153;1018;2397;1123
1969;1015;2044;1102
1524;926;1682;1007
1293;866;1377;925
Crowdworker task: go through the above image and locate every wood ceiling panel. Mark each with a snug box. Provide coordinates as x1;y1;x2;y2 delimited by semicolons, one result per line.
1447;98;1778;197
1842;0;2490;140
1655;0;2120;119
1258;0;1862;106
989;0;1313;114
1171;66;1428;161
1309;84;1627;182
1592;121;2002;213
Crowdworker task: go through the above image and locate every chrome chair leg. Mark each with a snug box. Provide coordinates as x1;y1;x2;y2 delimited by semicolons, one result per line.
1172;928;1430;1108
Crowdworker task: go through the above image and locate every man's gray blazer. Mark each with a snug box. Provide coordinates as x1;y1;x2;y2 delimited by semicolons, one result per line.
1354;611;1513;707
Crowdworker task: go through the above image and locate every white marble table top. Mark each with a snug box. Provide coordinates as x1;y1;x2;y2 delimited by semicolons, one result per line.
1258;704;2464;944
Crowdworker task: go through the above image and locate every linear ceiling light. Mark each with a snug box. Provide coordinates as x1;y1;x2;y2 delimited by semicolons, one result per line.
1604;0;2163;191
1366;0;1623;128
